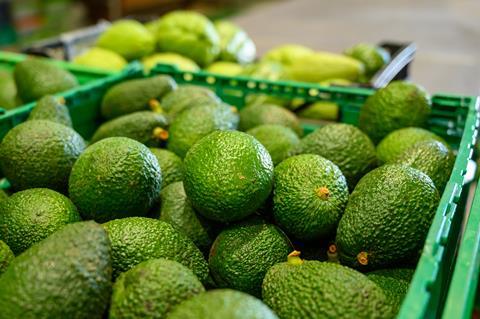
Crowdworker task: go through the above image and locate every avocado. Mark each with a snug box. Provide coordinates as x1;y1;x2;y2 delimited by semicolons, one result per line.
27;95;72;127
291;123;377;187
0;221;112;319
168;103;239;158
160;85;220;119
0;240;14;274
239;103;303;136
394;140;454;192
14;58;78;103
344;43;391;78
103;217;209;283
376;127;448;164
297;101;339;121
367;268;414;315
246;124;300;165
0;189;8;202
91;111;169;147
109;258;205;319
150;149;184;188
69;137;161;222
262;252;392;319
101;75;176;119
273;154;349;241
0;120;86;192
208;219;292;297
0;188;80;255
336;164;439;269
0;71;19;110
359;81;431;144
158;182;214;253
184;131;274;222
166;289;278;319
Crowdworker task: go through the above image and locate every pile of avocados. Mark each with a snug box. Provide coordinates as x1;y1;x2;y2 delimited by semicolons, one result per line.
0;69;455;319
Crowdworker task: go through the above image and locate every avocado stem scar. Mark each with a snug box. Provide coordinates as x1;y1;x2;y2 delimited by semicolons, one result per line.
287;250;303;265
316;186;330;200
153;127;169;141
328;244;337;254
357;251;368;266
149;99;163;113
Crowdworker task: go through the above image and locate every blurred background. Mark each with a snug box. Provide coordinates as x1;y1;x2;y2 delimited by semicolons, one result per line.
0;0;479;94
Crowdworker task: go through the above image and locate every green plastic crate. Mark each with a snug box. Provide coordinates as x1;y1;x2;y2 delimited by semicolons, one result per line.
0;63;477;318
0;51;116;112
442;178;480;319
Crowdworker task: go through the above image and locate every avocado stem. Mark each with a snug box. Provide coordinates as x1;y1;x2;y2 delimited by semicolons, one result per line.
316;187;330;200
328;244;337;254
357;251;369;266
57;96;66;105
149;99;164;113
153;127;169;141
287;250;303;265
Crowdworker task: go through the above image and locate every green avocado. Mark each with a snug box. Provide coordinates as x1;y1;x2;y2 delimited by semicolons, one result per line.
0;120;86;192
367;268;415;315
273;154;349;241
0;71;19;110
376;127;448;164
239;103;303;136
27;95;72;127
394;140;455;192
0;221;112;319
0;240;14;275
336;164;439;269
158;182;214;253
184;131;274;223
91;111;169;147
166;289;278;319
68;137;161;222
262;254;392;319
167;103;239;158
246;124;300;165
292;123;377;188
109;258;205;319
160;85;221;119
150;149;184;188
103;217;209;283
0;188;80;255
344;43;390;77
14;58;78;103
101;75;176;119
208;219;292;297
359;81;432;144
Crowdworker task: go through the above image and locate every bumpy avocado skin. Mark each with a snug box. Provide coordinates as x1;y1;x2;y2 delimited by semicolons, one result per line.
68;137;161;222
359;81;431;144
103;217;209;283
0;240;14;275
0;221;112;319
273;154;349;241
292;123;377;187
184;131;274;223
239;103;303;136
0;120;86;192
167;103;239;158
0;188;80;255
376;127;447;164
208;219;292;297
246;124;300;165
394;140;454;192
101;75;176;119
166;289;278;319
262;260;392;319
336;164;439;269
91;111;169;147
158;182;213;253
109;258;205;319
160;85;220;119
27;95;72;127
367;268;415;315
150;149;184;188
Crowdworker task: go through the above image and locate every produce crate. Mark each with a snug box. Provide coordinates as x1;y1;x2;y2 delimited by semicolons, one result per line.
0;51;116;112
0;63;478;318
442;178;480;319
